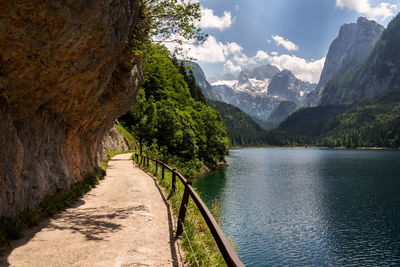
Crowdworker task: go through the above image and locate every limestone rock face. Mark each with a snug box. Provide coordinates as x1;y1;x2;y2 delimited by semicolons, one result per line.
267;70;315;102
320;14;400;106
98;126;130;162
308;17;384;106
0;0;142;216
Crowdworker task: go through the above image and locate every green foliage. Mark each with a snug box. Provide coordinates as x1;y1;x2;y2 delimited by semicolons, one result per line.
262;101;298;130
207;100;271;147
120;44;230;170
271;94;400;148
132;0;206;54
177;60;207;103
115;123;138;149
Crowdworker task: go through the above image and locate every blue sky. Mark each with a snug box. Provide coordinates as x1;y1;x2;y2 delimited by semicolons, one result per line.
173;0;399;83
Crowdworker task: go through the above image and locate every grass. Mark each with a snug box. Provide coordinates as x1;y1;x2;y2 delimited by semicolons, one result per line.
132;154;227;267
0;150;132;252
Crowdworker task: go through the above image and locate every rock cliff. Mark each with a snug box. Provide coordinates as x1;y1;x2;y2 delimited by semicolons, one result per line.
267;70;315;102
98;126;131;162
308;17;384;106
320;14;400;105
0;0;142;216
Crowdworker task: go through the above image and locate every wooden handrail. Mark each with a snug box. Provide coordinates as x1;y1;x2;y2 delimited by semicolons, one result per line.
135;154;244;267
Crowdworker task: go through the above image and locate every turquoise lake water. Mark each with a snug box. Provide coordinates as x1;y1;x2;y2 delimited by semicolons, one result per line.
193;148;400;266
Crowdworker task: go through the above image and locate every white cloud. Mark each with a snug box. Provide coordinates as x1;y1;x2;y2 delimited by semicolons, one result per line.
187;36;226;63
170;35;254;73
198;8;233;31
234;4;240;11
255;51;325;83
336;0;398;21
163;34;324;83
271;35;299;51
224;60;242;73
223;42;243;55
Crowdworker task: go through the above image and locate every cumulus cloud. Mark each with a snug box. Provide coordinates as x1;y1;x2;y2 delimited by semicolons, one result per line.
168;35;254;73
186;36;226;62
224;60;242;73
271;35;299;51
255;51;325;83
336;0;398;21
198;8;233;31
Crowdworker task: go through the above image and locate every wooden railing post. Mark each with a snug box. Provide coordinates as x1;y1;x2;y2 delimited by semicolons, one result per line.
162;165;165;180
176;182;191;237
147;157;150;168
172;169;176;193
155;161;158;175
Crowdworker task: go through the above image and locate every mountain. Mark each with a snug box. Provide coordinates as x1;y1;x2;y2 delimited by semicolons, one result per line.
179;60;266;146
180;60;221;100
267;70;315;102
320;14;400;105
308;17;384;106
274;93;400;148
261;101;297;129
272;14;400;148
210;66;315;124
237;64;280;85
209;73;236;83
209;84;282;121
184;61;316;129
207;100;269;146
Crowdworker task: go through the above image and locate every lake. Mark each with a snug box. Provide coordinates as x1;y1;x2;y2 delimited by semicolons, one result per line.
193;148;400;266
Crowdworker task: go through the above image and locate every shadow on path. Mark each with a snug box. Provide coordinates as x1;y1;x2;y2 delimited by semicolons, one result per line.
141;165;184;267
47;205;146;241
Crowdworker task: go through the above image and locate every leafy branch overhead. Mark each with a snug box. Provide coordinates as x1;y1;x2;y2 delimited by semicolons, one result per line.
133;0;207;51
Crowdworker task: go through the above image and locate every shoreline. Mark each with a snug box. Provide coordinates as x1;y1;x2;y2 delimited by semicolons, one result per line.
230;145;399;151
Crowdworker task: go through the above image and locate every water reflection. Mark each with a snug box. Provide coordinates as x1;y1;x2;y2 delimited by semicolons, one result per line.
194;148;400;266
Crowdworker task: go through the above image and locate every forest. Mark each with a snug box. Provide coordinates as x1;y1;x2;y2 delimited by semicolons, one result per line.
271;93;400;148
119;44;230;176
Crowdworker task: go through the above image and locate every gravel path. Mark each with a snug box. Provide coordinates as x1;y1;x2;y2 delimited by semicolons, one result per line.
1;153;184;267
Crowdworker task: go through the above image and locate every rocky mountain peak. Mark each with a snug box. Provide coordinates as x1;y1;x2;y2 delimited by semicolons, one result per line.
268;70;315;102
307;16;384;106
251;64;280;80
320;13;400;106
237;69;252;85
236;64;280;85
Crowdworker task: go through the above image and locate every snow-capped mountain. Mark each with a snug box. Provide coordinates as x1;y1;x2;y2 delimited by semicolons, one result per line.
211;78;271;96
183;61;316;129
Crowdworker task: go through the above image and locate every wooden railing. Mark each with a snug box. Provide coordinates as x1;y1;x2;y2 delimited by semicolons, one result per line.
134;154;244;267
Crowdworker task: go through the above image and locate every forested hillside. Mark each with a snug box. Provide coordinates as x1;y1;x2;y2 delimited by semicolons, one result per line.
272;93;400;148
207;100;269;146
119;44;230;174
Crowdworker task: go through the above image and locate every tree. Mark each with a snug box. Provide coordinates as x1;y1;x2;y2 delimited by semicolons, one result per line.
132;0;206;54
126;89;157;155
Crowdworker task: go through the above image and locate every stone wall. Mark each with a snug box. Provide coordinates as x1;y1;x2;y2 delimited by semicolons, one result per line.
0;0;142;216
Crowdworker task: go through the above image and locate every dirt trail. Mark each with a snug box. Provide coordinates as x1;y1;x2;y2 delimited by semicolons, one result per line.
1;153;184;267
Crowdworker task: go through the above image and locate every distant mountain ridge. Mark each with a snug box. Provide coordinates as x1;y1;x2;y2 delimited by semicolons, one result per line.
208;65;315;128
271;14;400;148
320;14;400;105
182;60;317;129
308;17;384;106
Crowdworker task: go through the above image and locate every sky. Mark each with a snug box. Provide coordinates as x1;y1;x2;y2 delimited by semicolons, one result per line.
168;0;399;83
